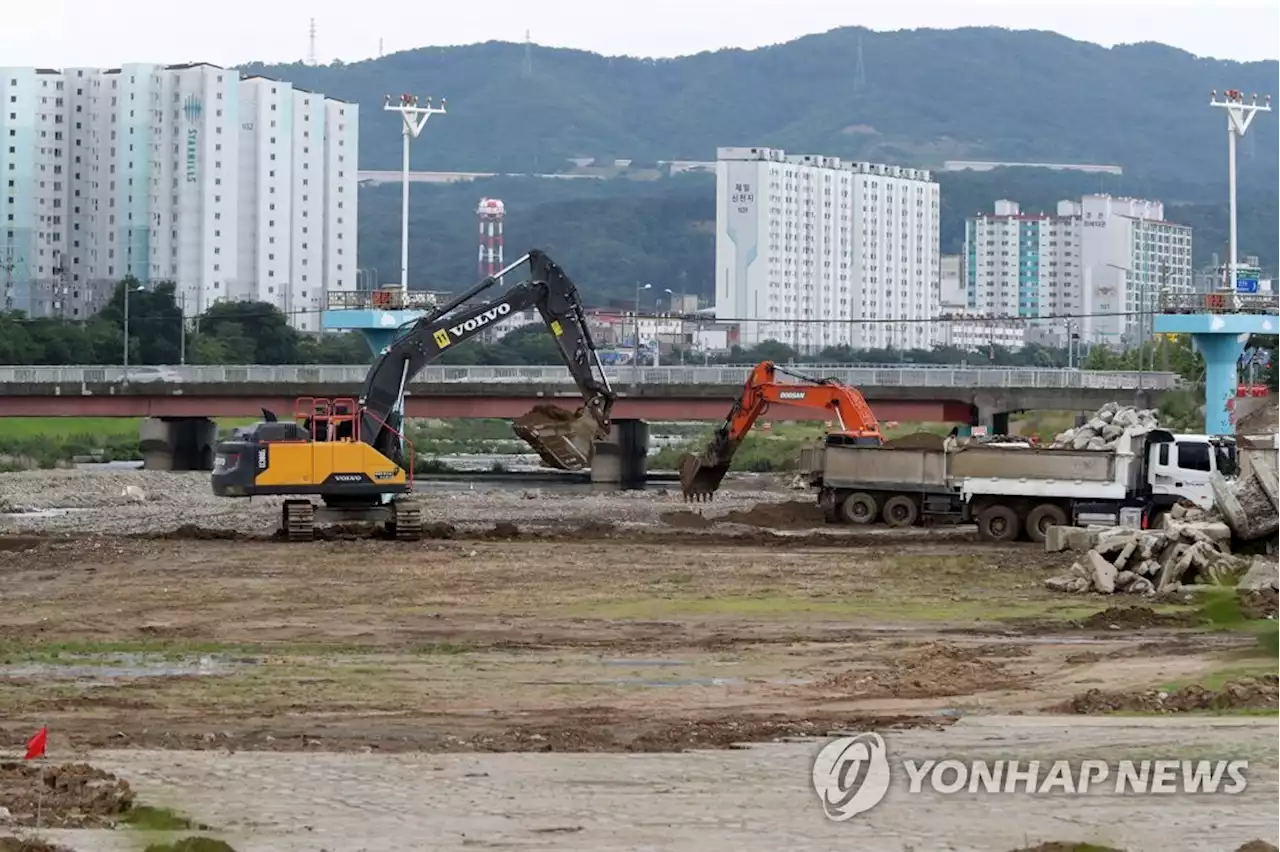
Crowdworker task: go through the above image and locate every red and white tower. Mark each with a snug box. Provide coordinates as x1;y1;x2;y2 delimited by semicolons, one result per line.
477;198;506;281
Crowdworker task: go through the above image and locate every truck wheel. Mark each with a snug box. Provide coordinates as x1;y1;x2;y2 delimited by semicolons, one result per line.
840;491;879;525
1025;503;1068;544
977;505;1020;543
882;495;919;528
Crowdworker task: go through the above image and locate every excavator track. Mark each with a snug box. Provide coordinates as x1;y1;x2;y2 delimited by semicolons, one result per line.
282;500;315;542
389;499;423;542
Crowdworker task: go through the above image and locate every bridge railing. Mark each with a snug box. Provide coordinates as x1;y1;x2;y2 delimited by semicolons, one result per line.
0;364;1181;390
1160;290;1280;315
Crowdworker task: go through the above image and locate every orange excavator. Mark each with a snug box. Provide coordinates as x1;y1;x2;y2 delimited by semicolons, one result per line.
678;361;884;501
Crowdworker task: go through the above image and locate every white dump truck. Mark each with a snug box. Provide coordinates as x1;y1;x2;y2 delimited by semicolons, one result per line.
799;427;1238;543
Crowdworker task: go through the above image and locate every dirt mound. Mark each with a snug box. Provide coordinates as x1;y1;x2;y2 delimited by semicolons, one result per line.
423;522;456;539
0;839;78;852
0;762;135;828
884;431;947;450
517;403;580;423
486;522;520;539
1076;606;1197;630
819;642;1025;699
1058;675;1279;714
719;500;826;530
0;537;44;553
142;839;239;852
1236;842;1279;852
572;520;616;536
660;510;714;529
1239;587;1279;619
157;525;247;541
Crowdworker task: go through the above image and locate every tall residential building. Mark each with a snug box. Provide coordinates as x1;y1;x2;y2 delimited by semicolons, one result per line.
0;63;357;329
963;196;1193;345
714;147;941;352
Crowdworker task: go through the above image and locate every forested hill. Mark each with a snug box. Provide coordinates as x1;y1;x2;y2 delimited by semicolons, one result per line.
357;168;1279;303
241;27;1278;184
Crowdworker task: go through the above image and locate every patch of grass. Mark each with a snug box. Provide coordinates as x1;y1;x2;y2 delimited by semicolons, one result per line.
122;805;197;831
1157;660;1279;693
567;594;1100;623
410;641;474;655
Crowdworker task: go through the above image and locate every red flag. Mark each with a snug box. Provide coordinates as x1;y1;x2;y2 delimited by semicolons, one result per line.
24;727;47;760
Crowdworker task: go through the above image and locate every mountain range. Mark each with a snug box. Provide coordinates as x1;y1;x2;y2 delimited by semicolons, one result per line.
242;27;1279;184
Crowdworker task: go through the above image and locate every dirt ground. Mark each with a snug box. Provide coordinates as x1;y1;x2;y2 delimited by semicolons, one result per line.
0;495;1276;850
0;519;1271;758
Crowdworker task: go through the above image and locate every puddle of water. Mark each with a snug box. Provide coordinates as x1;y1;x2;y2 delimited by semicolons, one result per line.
0;508;89;520
0;652;253;682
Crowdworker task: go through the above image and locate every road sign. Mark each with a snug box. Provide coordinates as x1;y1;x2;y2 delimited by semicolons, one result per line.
1236;273;1259;294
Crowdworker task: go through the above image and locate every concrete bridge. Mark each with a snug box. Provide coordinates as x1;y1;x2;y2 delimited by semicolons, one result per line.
0;363;1177;469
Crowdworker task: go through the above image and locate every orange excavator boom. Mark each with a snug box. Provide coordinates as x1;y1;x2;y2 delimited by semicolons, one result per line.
678;361;883;501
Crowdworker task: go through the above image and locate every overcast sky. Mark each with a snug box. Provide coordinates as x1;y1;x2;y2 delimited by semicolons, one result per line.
3;0;1277;68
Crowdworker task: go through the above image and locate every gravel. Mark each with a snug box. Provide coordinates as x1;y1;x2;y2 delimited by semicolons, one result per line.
0;469;793;536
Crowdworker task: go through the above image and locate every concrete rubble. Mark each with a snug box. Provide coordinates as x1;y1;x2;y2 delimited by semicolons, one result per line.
1043;506;1276;596
1051;402;1159;451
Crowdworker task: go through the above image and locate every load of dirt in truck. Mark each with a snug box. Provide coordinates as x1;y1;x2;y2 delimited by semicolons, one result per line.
512;403;610;471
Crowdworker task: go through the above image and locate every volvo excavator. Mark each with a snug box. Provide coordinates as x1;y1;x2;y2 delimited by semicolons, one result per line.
678;361;883;501
211;250;616;541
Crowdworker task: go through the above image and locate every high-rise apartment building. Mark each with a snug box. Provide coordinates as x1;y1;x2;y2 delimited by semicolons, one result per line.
963;196;1193;345
715;147;941;352
0;63;357;330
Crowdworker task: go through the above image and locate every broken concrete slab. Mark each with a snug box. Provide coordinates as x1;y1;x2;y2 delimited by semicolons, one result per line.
1238;557;1280;592
1088;550;1118;594
1044;525;1099;553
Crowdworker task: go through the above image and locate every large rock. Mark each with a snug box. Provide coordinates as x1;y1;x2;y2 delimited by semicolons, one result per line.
1088;550;1118;593
1045;525;1099;553
1238;557;1279;592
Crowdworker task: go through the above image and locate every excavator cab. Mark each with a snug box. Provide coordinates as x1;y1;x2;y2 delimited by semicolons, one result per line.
679;361;883;501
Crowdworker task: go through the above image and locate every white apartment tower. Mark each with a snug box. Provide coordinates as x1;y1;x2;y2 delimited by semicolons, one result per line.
715;147;941;352
963;196;1193;345
0;62;357;328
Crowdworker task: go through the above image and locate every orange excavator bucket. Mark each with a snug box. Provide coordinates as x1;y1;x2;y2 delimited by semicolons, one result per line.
512;404;611;471
678;448;734;502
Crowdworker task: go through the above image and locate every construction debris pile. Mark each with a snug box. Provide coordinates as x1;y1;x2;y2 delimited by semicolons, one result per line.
1051;403;1160;450
1042;506;1277;596
1044;433;1280;597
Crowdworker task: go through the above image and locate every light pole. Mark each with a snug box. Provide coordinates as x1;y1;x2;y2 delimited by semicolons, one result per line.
121;281;145;378
178;290;188;366
1209;90;1271;296
383;93;447;295
632;282;651;383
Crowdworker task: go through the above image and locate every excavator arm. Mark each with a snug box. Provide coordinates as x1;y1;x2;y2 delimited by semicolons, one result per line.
357;249;615;470
678;361;882;500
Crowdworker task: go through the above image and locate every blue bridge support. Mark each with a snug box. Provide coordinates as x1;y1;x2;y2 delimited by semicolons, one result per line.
1154;308;1278;435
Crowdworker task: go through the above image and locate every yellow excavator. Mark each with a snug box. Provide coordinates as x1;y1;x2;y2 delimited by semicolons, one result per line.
211;250;616;541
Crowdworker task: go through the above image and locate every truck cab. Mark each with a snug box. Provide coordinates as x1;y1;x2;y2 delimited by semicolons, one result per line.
1146;433;1236;511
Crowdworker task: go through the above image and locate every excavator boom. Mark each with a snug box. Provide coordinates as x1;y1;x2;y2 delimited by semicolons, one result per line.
356;249;615;471
678;361;882;500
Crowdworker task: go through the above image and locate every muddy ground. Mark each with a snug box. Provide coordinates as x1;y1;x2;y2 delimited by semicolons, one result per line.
0;476;1276;850
0;521;1272;757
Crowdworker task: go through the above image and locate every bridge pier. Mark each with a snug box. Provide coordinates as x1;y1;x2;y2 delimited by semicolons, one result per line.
139;417;217;471
590;419;649;489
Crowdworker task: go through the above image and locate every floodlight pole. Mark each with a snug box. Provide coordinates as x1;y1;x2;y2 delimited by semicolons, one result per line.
383;93;447;294
1209;90;1271;293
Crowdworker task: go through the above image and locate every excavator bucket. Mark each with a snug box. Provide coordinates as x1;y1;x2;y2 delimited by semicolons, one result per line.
678;452;731;502
512;404;608;471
